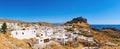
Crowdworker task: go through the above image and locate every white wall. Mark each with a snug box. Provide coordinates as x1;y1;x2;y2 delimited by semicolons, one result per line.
11;30;36;39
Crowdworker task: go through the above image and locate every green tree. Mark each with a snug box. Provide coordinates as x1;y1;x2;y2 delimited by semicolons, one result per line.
1;22;7;34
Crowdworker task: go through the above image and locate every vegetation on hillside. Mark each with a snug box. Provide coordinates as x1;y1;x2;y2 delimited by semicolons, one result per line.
101;28;120;38
1;22;7;34
0;32;31;49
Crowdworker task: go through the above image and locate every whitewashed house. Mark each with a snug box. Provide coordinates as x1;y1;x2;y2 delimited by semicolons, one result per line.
0;22;3;28
78;34;94;42
11;29;36;39
7;23;20;30
36;28;53;37
78;34;87;40
0;22;20;30
35;37;50;44
87;37;94;42
44;28;53;37
35;27;53;45
51;32;72;43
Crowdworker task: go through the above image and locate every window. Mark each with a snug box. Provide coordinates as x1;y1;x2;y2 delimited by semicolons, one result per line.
16;32;18;35
36;34;40;37
40;40;42;42
79;22;82;23
36;39;39;44
44;39;49;43
65;34;68;36
41;34;43;36
22;32;24;35
57;38;61;40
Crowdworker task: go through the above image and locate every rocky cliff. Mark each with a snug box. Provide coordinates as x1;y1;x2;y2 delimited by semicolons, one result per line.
64;16;90;30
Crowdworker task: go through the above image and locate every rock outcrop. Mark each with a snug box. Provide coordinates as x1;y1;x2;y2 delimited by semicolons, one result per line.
65;16;88;27
64;16;91;31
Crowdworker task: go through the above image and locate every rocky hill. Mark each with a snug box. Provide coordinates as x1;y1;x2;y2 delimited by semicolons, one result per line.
93;27;120;44
64;16;90;30
0;18;22;23
64;16;120;49
65;16;87;24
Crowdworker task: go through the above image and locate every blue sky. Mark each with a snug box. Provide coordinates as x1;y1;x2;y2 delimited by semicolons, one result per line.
0;0;120;24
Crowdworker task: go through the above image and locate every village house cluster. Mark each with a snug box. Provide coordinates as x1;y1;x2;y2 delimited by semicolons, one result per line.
0;22;95;49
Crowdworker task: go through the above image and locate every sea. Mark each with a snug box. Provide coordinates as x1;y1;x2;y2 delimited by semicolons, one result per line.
90;25;120;30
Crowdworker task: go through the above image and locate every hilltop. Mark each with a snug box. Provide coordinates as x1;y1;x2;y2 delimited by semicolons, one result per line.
65;16;89;26
65;16;90;30
0;18;22;23
64;16;120;49
0;18;54;27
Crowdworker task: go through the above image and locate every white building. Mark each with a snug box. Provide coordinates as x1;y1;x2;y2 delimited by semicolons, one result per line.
36;29;53;37
11;29;36;39
86;37;94;42
35;27;53;45
78;34;94;42
51;32;72;43
36;37;50;44
0;22;20;30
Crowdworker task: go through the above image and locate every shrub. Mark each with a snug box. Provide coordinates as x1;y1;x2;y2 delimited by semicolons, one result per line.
1;22;7;34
